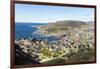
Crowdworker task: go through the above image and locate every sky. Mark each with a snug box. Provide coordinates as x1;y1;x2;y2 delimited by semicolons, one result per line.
15;4;94;23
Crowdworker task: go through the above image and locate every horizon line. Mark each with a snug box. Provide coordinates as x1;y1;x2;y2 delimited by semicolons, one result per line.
15;20;94;23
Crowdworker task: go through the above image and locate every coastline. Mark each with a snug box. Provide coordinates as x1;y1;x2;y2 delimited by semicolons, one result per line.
15;20;95;65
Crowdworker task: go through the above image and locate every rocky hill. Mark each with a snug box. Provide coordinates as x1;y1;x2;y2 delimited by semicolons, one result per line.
36;20;91;36
15;43;40;65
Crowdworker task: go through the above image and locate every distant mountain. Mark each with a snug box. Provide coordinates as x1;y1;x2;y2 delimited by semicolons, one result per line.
35;20;89;36
48;20;87;28
37;20;88;31
86;21;94;28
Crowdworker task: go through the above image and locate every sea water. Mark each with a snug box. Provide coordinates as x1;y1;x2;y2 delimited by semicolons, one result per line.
15;22;59;42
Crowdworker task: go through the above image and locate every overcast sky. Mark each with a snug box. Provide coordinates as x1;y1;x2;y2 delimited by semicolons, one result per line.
15;4;94;23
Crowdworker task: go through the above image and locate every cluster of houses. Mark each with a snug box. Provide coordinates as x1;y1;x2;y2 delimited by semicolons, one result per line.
15;28;94;62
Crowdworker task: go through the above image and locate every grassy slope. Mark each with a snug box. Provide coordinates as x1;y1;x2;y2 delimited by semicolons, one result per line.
42;48;95;64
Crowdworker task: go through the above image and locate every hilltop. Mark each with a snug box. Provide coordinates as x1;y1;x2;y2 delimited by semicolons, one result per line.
35;20;93;36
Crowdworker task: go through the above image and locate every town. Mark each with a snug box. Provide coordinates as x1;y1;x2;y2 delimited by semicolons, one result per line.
15;23;95;64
